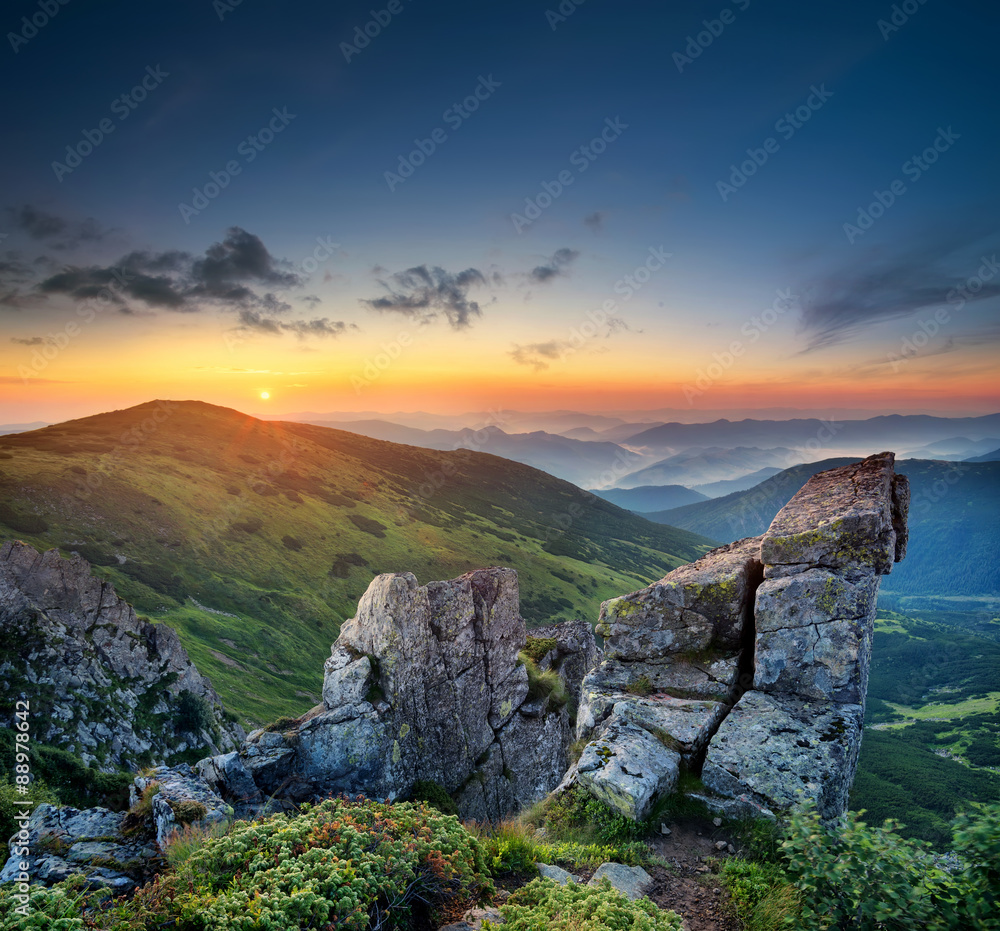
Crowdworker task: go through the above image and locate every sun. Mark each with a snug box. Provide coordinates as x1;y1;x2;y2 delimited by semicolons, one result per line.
260;391;270;400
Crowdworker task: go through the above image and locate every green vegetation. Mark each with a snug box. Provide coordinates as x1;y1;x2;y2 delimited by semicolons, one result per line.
407;778;458;817
520;652;569;709
522;635;557;663
499;878;683;931
0;400;712;727
625;673;653;696
850;610;1000;845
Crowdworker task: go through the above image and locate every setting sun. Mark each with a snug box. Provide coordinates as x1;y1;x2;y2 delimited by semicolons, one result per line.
260;391;270;400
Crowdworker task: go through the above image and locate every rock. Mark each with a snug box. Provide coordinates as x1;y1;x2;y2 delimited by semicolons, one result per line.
575;716;680;821
714;840;728;851
571;452;908;824
702;691;864;822
712;817;722;827
0;542;243;772
131;764;233;848
538;863;578;884
439;907;505;931
0;803;151;891
529;619;600;703
228;567;574;821
660;824;671;835
589;862;653;900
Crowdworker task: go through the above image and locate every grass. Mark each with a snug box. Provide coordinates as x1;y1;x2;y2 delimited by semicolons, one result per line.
883;691;1000;724
0;400;714;729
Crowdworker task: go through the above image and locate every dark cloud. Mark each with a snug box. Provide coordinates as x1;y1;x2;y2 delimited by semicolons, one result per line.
362;264;488;329
0;288;49;311
10;336;47;346
7;205;109;249
31;226;308;319
529;248;579;283
236;309;352;338
583;212;604;232
300;294;322;307
798;231;1000;352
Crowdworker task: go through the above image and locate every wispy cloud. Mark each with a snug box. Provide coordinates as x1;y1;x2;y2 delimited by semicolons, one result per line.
528;248;579;283
361;264;489;329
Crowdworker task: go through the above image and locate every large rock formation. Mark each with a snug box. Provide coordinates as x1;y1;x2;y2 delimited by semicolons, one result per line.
0;541;244;771
210;568;594;821
568;452;908;822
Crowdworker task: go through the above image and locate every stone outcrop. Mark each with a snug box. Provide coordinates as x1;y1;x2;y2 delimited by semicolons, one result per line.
209;568;595;821
569;452;908;822
0;541;244;771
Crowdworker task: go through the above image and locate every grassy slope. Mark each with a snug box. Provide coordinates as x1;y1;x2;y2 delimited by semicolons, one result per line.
0;400;713;726
851;610;1000;845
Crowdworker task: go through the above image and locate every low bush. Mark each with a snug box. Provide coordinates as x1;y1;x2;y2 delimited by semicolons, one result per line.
499;878;683;931
408;779;458;817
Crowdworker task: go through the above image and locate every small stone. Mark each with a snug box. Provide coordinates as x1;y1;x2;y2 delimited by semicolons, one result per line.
727;844;736;854
660;823;671;835
712;817;722;827
714;840;728;851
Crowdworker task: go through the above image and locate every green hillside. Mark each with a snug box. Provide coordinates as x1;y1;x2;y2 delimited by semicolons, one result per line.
851;610;1000;845
0;400;713;726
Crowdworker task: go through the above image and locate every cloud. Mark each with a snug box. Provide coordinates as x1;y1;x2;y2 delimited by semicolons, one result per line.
300;294;322;307
7;205;109;250
0;288;49;311
509;339;572;371
362;264;489;329
528;248;579;283
10;336;48;346
29;226;311;318
798;231;1000;352
236;309;353;339
583;212;604;232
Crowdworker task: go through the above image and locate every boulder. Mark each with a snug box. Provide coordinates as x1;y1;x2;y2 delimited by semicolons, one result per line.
131;764;233;848
589;862;654;900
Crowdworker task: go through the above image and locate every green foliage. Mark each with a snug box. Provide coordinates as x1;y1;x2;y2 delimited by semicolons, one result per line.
519;652;568;708
173;690;214;734
348;513;387;537
408;779;458;817
0;501;49;534
545;786;647;845
779;800;1000;931
499;878;683;931
719;858;798;931
0;876;89;930
625;674;653;696
170;799;208;825
263;714;300;733
522;635;557;664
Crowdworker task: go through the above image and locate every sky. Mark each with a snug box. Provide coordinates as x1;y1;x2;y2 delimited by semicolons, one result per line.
1;0;998;425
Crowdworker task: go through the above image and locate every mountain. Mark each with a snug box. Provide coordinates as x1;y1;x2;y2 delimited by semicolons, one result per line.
0;400;713;726
0;421;48;435
966;448;1000;462
625;413;1000;451
613;446;801;489
646;456;1000;607
589;484;709;512
306;420;643;488
690;466;783;498
900;437;1000;460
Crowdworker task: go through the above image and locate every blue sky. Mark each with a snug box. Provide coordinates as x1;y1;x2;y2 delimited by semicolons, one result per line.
2;0;998;422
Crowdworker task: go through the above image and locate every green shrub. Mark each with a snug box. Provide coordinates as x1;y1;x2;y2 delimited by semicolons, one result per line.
546;786;647;846
409;779;458;817
625;674;653;696
0;502;48;534
348;513;387;537
519;652;568;709
719;858;799;931
170;799;208;825
281;535;303;551
263;714;300;733
779;799;1000;931
499;878;683;931
173;690;213;734
522;636;557;664
0;876;89;930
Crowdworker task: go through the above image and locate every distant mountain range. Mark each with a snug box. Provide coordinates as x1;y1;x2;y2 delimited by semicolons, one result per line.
589;485;708;512
0;401;712;725
645;457;1000;604
613;446;801;489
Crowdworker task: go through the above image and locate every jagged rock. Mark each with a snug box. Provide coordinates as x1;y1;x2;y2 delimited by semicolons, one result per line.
596;536;763;661
229;568;573;820
195;751;263;810
131;764;233;847
0;803;153;891
574;716;680;821
702;691;864;821
538;863;578;884
589;862;653;900
570;452;908;824
529;619;600;702
0;541;243;772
